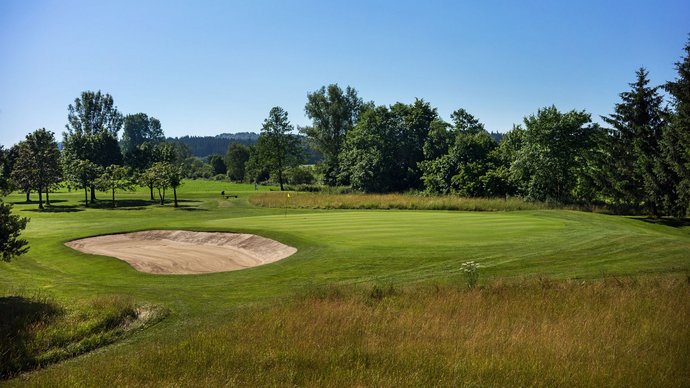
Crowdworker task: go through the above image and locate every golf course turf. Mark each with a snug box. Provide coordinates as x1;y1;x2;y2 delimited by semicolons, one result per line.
1;181;689;385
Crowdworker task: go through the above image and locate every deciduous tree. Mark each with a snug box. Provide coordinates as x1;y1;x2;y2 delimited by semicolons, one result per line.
512;106;593;202
64;159;101;207
10;129;61;209
62;91;123;201
95;165;134;208
225;143;250;182
302;84;364;185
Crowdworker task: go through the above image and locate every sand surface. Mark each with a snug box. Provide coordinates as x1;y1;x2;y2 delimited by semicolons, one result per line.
65;230;297;274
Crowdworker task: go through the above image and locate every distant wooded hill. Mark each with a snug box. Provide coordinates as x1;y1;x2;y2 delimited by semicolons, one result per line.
167;132;258;157
168;132;320;163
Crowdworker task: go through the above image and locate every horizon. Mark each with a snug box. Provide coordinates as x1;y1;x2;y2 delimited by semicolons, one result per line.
1;0;689;148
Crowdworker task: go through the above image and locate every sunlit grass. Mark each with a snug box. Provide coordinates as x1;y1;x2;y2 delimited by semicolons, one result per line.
15;277;689;387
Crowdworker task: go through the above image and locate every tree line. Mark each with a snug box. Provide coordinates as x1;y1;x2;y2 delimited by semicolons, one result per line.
283;37;689;217
1;93;186;209
1;37;689;218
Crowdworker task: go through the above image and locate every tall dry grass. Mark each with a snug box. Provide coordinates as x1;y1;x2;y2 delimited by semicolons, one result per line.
250;192;551;211
27;277;690;386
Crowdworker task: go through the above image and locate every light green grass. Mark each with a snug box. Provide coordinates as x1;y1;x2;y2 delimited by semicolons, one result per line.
1;180;689;384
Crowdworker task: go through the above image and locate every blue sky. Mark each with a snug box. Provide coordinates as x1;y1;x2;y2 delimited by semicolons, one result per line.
1;0;688;147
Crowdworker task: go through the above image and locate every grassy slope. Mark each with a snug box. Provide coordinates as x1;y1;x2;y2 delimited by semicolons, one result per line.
1;182;689;384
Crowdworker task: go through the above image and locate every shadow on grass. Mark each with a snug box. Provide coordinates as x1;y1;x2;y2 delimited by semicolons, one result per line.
0;296;62;379
639;217;690;228
23;205;84;213
88;199;157;210
175;205;208;211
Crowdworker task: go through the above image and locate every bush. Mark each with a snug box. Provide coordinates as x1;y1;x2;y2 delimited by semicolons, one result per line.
286;166;316;185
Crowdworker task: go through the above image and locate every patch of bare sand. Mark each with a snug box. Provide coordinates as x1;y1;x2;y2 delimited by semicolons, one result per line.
65;230;297;275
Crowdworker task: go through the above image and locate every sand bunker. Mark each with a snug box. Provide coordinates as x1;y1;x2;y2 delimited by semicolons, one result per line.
65;230;297;275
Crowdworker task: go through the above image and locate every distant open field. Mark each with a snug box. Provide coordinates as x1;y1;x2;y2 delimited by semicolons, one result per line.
1;181;689;385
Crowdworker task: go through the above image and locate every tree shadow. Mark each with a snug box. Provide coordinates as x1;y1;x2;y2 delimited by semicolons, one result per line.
175;205;208;211
88;199;157;210
0;296;62;379
638;217;690;228
23;205;84;213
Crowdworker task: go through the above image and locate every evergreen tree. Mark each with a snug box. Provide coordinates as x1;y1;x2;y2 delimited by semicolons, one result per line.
256;107;303;191
602;68;672;215
0;201;29;261
663;37;690;217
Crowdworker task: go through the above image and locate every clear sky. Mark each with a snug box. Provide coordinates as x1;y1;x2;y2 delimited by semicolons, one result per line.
1;0;688;147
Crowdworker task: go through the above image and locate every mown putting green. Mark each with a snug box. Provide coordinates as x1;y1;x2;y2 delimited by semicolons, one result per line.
1;181;689;383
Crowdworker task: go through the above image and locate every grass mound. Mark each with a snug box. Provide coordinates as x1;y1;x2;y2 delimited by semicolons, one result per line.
21;276;690;386
0;292;166;379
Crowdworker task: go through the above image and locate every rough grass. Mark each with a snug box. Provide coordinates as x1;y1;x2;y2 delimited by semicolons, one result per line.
0;292;165;379
13;277;690;387
250;192;552;211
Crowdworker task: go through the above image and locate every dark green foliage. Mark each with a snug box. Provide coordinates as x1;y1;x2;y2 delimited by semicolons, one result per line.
255;107;304;191
285;166;316;185
121;113;163;169
146;162;184;206
63;91;123;168
339;105;399;192
420;109;505;196
602;68;676;215
62;91;123;202
63;159;102;207
225;143;250;182
94;165;134;208
391;100;439;190
663;37;690;217
340;100;438;192
0;147;10;196
10;129;61;209
170;135;255;158
512;106;594;202
302;84;365;185
0;201;29;261
207;155;227;176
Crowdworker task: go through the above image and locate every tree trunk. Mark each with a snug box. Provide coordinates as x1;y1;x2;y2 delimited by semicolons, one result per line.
25;190;30;203
46;190;50;207
38;189;44;210
84;187;89;207
173;187;178;207
90;184;97;202
112;188;116;208
149;184;154;201
278;169;284;191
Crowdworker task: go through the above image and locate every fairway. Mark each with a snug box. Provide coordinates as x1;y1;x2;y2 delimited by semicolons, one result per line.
1;183;689;384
